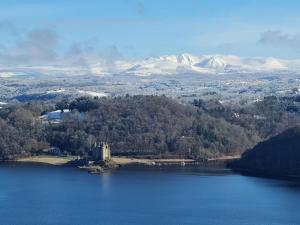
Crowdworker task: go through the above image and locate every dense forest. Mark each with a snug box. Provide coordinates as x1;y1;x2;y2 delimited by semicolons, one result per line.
0;94;299;160
231;126;300;177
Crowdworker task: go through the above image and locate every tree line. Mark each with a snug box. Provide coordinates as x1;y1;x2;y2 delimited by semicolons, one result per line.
0;94;299;160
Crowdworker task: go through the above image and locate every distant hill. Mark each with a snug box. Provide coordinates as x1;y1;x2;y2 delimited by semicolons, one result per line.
231;126;300;177
48;95;259;158
1;95;299;161
0;54;296;77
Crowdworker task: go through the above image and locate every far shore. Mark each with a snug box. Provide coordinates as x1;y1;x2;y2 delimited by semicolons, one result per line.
112;157;195;165
15;155;196;166
14;155;240;167
16;156;77;166
207;155;241;161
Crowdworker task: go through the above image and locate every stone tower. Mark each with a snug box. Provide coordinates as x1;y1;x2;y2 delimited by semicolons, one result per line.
93;142;111;161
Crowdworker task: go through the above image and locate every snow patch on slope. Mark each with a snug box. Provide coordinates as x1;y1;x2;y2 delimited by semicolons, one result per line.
77;90;108;97
2;53;300;77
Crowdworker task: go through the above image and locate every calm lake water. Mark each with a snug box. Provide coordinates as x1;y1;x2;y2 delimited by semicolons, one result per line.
1;164;300;225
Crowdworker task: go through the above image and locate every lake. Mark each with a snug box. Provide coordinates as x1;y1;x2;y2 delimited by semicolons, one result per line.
0;163;300;225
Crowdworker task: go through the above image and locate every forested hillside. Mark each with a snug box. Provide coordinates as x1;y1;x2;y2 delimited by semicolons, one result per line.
0;104;50;159
0;95;299;160
231;126;300;177
48;95;259;158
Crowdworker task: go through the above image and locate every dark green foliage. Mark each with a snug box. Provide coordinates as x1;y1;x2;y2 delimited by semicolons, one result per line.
0;105;48;159
193;96;300;140
55;99;70;112
51;95;259;158
69;97;100;112
232;126;300;176
0;94;299;161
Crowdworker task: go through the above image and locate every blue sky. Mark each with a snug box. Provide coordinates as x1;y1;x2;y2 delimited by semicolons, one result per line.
1;0;300;64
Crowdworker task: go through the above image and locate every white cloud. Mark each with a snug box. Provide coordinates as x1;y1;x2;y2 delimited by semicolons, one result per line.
0;22;125;71
0;28;59;65
259;30;300;51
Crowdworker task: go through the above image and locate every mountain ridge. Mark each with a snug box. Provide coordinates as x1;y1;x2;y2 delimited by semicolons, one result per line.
1;53;300;77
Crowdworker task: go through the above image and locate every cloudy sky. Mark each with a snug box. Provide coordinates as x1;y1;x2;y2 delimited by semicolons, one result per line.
0;0;300;67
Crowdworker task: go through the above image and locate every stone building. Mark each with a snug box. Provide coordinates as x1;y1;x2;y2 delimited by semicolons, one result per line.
92;142;111;161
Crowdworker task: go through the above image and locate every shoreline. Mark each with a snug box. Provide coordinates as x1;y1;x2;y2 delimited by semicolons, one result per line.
230;166;300;181
13;155;240;165
112;157;196;166
13;156;199;166
15;156;77;166
11;156;300;182
10;155;240;175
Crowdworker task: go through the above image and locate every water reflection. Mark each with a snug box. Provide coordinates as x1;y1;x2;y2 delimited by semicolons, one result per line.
98;171;112;191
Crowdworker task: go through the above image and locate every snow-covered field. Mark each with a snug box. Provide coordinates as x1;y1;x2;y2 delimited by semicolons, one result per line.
1;53;300;104
77;91;108;98
2;53;300;77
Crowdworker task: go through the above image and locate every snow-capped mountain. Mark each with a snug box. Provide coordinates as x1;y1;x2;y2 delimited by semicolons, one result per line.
1;54;300;77
177;53;200;65
195;55;228;69
123;54;229;76
122;54;294;76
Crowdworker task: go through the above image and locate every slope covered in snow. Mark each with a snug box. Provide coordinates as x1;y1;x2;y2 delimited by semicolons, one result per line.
1;54;300;77
123;54;296;76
